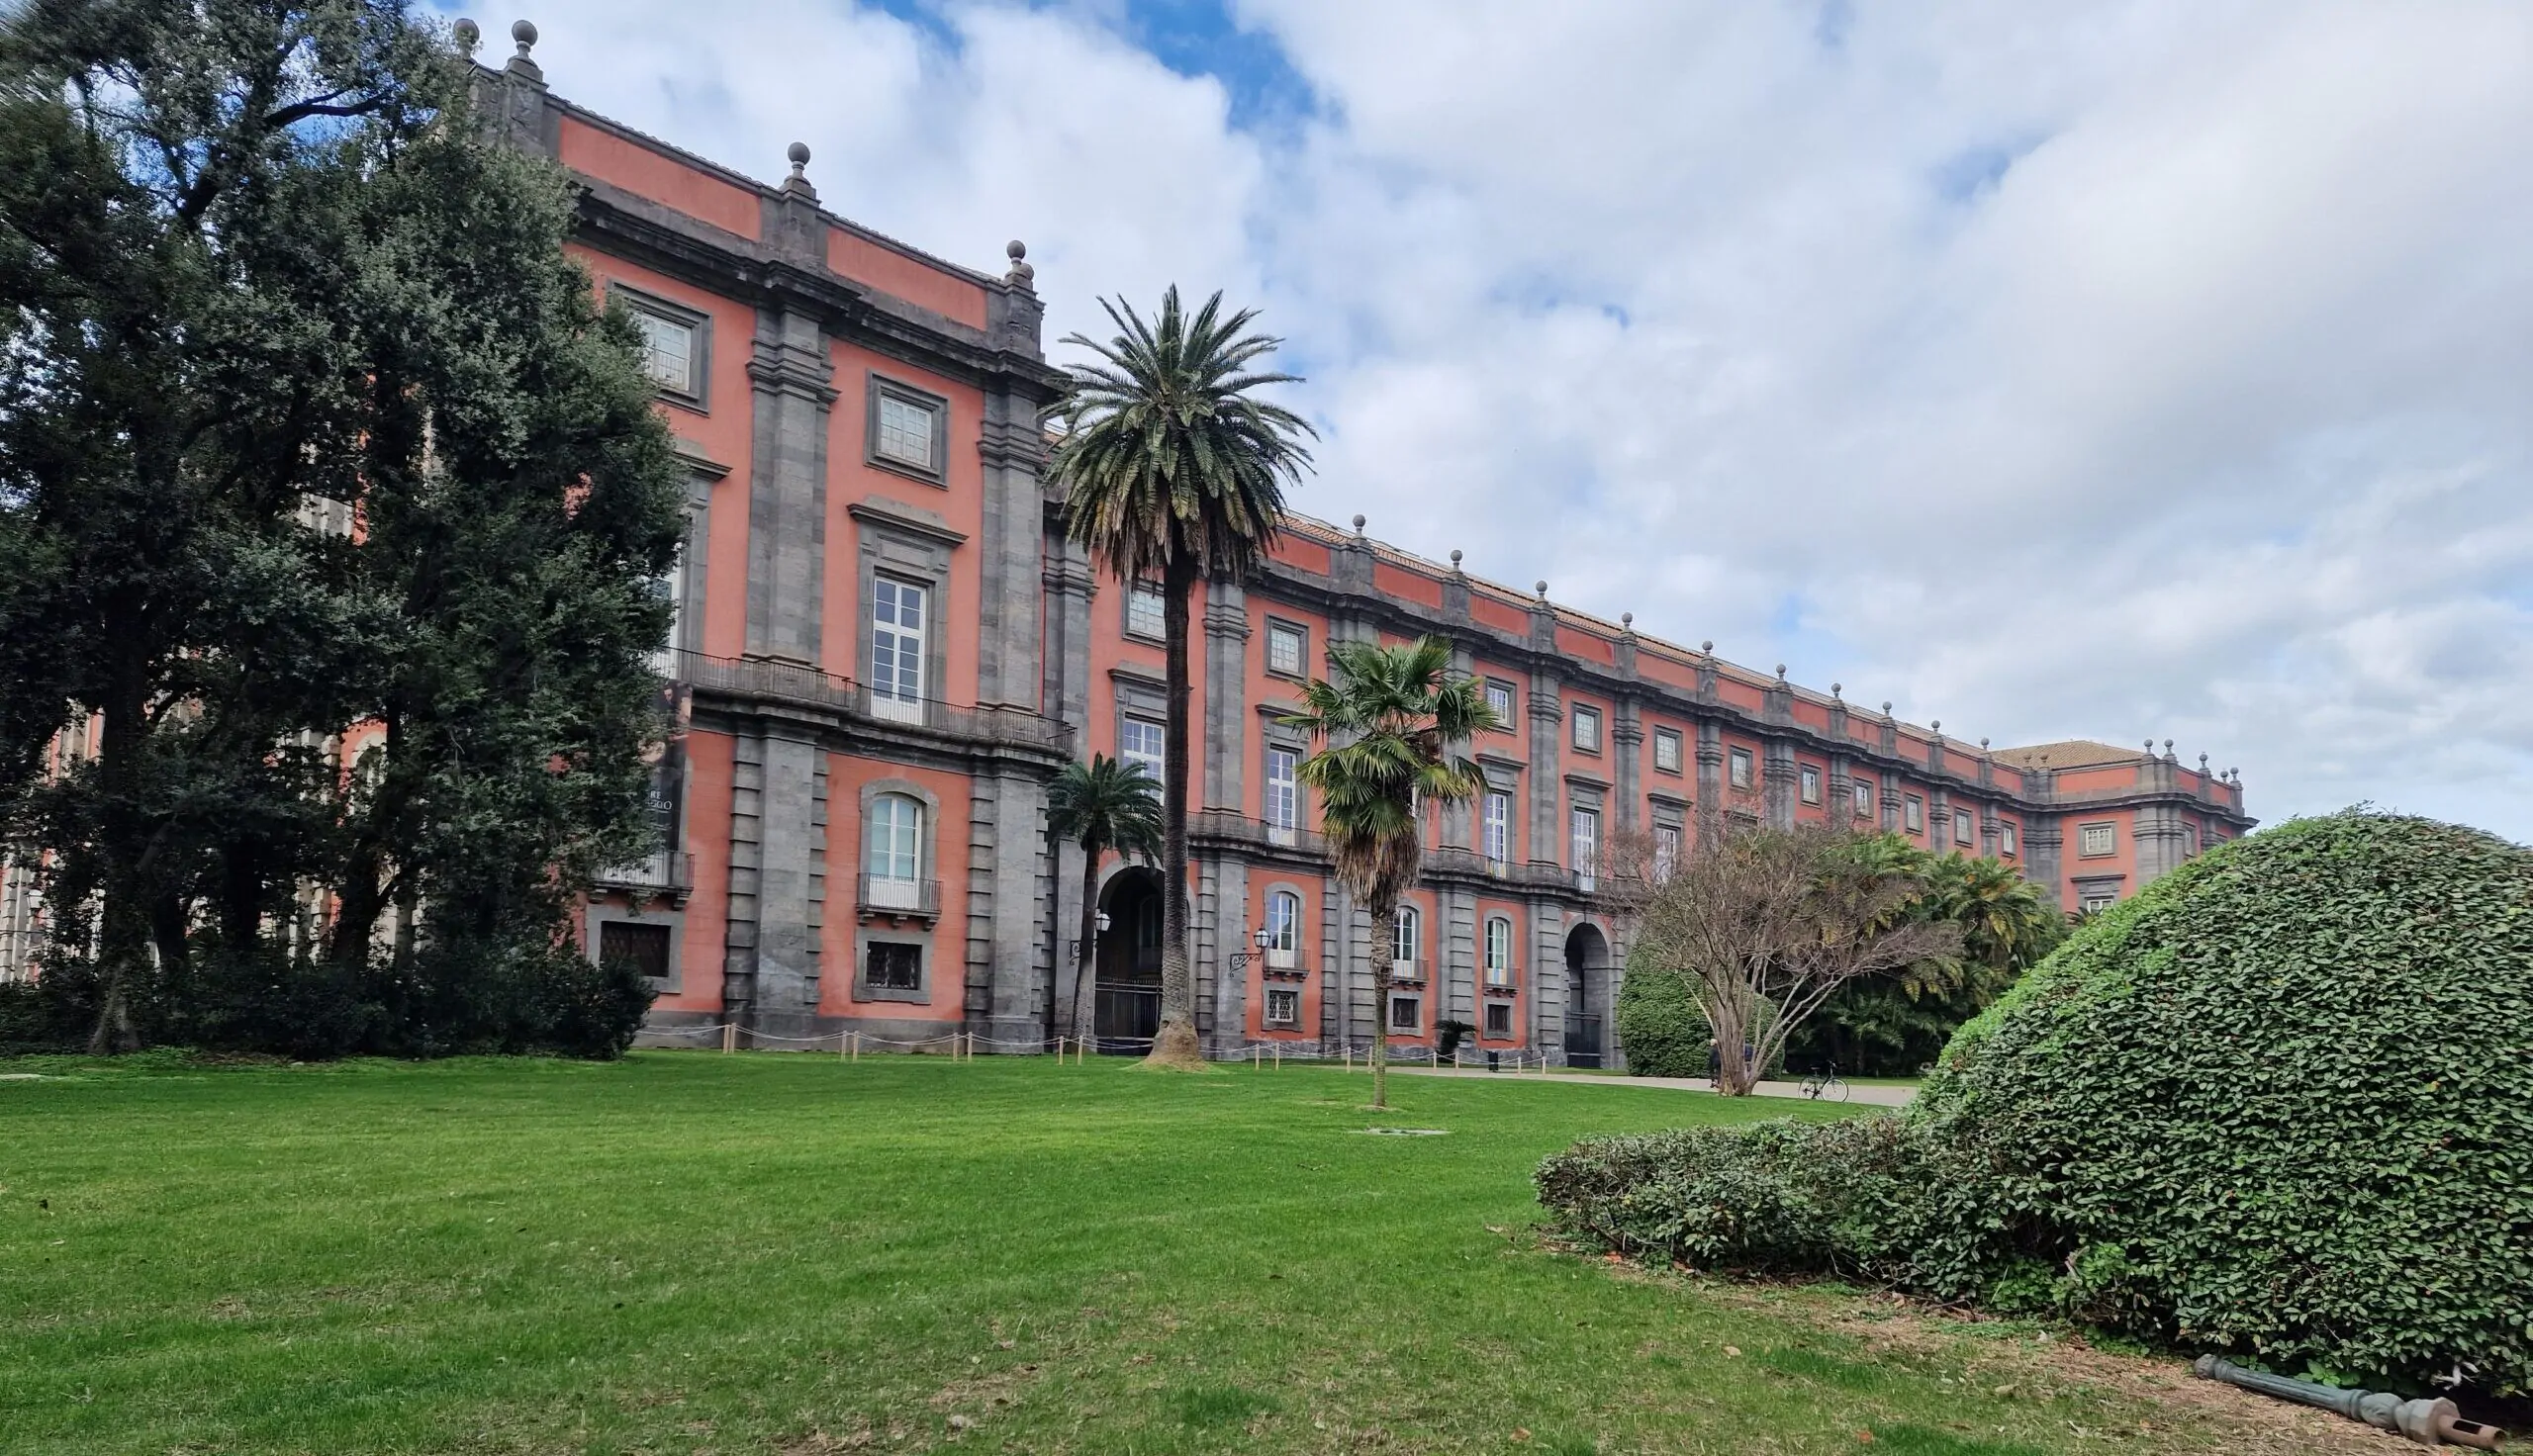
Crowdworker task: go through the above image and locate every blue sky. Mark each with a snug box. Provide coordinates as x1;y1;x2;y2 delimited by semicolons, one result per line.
468;0;2533;840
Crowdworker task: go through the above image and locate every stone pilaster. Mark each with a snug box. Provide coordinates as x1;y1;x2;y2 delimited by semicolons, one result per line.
1202;579;1250;811
743;731;825;1037
1763;740;1797;829
966;769;1050;1046
743;307;836;665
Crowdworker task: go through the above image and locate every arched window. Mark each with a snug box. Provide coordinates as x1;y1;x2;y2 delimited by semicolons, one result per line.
1484;917;1514;987
1392;903;1420;971
1265;890;1301;966
866;793;923;909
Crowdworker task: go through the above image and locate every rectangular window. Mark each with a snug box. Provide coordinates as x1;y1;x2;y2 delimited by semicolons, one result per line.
2080;822;2115;858
1572;706;1601;753
1852;779;1873;818
1388;994;1421;1033
2001;822;2018;858
1729;748;1754;790
2080;891;2117;914
1483;1000;1512;1038
866;795;922;885
1653;824;1681;881
650;543;687;675
597;920;673;982
1264;890;1300;960
1653;728;1682;774
1484;918;1513;986
634;311;697;396
1954;808;1975;847
1392;905;1419;970
1482;791;1511;867
866;941;922;992
870;575;927;722
1799;765;1822;805
2185;824;2202;858
874;393;937;471
1905;794;1924;834
1120;717;1165;780
1125;583;1167;641
1264;747;1298;843
1571;807;1599;892
1485;679;1515;727
1265;986;1300;1028
1266;621;1306;677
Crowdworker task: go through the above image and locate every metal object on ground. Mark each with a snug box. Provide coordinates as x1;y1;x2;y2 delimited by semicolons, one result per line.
2194;1355;2506;1449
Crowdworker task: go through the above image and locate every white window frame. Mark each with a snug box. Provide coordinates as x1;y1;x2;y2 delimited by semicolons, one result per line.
1266;621;1307;678
1800;765;1822;805
1571;807;1599;892
1482;791;1511;869
2080;822;2115;858
2001;822;2018;858
1485;680;1515;727
1653;824;1681;881
1392;904;1419;981
1853;779;1873;819
1265;889;1301;969
866;794;924;909
650;544;686;676
1484;916;1513;987
1905;794;1924;834
1264;746;1299;845
1653;728;1682;774
1729;748;1754;790
1571;705;1601;753
1954;808;1976;847
1120;716;1165;781
634;311;697;396
870;574;927;724
1125;582;1167;641
874;393;938;472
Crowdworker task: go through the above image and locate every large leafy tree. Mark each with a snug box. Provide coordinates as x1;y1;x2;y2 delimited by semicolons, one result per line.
1046;286;1314;1070
1283;636;1497;1110
1046;754;1163;1045
0;0;684;1053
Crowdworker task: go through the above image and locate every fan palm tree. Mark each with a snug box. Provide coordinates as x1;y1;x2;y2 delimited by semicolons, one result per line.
1284;636;1499;1110
1047;754;1164;1046
1047;287;1316;1069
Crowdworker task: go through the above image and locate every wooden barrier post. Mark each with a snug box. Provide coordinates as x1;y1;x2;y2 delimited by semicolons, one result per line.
721;1022;735;1054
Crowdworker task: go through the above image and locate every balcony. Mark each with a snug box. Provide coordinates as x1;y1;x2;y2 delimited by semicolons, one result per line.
668;650;1070;754
1389;958;1427;988
857;873;942;922
596;850;693;899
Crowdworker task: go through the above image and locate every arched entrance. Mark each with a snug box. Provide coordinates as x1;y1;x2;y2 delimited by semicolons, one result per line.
1092;867;1165;1051
1564;923;1611;1068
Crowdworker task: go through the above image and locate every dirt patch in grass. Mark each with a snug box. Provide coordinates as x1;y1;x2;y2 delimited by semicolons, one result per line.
1594;1256;2394;1456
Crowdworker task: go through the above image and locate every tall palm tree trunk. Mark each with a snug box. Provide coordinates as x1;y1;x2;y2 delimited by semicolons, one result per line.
1366;891;1393;1110
1144;560;1204;1069
1071;847;1099;1044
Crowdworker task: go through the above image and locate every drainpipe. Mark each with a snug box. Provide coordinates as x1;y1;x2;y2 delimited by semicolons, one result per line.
2194;1356;2504;1449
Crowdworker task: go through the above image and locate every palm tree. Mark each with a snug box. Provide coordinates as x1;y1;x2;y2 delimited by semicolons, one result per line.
1284;636;1499;1110
1046;754;1164;1047
1047;287;1316;1070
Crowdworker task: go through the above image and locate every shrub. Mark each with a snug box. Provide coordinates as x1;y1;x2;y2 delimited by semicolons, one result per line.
1614;953;1708;1077
1544;811;2533;1397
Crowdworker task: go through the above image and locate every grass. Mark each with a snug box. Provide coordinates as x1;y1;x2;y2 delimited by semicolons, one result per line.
0;1051;2305;1454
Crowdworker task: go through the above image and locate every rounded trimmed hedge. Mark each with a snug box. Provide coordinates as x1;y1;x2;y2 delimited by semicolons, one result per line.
1543;811;2533;1395
1917;810;2533;1391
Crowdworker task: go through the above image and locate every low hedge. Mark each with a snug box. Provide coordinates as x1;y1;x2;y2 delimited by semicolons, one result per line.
1542;811;2533;1396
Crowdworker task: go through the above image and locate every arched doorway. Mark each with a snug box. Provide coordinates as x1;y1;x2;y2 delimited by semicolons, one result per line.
1564;923;1611;1068
1093;867;1165;1051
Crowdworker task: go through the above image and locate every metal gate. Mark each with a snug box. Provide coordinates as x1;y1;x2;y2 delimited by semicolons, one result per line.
1564;1014;1603;1069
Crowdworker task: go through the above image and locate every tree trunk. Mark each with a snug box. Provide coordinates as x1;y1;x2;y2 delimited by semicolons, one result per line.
1070;844;1099;1045
1142;560;1203;1070
1366;891;1393;1110
87;671;152;1054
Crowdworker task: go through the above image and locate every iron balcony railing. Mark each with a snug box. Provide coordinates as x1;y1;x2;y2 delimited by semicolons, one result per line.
669;650;1071;753
595;850;693;895
857;873;943;921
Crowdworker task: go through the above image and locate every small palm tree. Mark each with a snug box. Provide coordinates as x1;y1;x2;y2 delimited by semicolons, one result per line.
1047;287;1315;1070
1047;755;1164;1046
1284;636;1499;1109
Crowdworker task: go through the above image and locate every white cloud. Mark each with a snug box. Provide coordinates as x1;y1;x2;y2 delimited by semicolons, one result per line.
483;0;2533;839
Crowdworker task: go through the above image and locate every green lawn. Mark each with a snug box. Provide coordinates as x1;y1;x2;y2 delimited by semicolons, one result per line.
0;1052;2313;1454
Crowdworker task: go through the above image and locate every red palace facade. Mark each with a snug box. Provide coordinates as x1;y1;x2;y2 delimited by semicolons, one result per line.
0;32;2261;1065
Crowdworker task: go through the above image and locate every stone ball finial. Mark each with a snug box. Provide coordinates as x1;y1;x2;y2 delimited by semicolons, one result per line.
1353;513;1366;534
1702;640;1714;654
787;140;811;177
1449;549;1462;568
1831;682;1841;697
1621;612;1634;629
1536;580;1549;599
1002;240;1034;287
1981;737;1991;751
1775;664;1787;680
1883;700;1893;715
2144;739;2156;754
2164;738;2176;758
453;17;481;53
512;18;537;55
1931;719;1941;734
1006;238;1026;262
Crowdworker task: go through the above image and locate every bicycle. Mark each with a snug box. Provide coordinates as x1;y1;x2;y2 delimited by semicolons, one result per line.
1801;1062;1849;1102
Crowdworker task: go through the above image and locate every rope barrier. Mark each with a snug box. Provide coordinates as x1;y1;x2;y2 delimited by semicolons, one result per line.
638;1022;1569;1072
